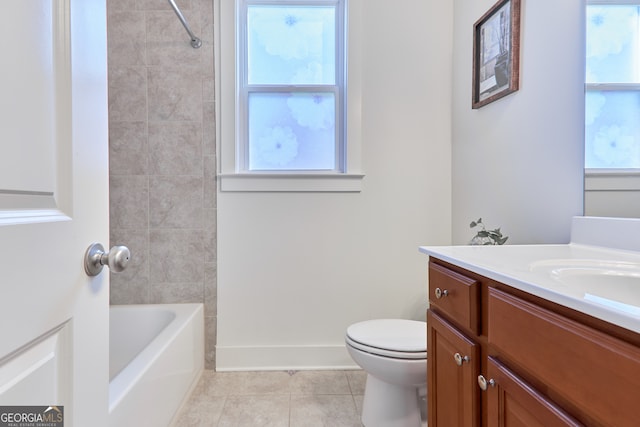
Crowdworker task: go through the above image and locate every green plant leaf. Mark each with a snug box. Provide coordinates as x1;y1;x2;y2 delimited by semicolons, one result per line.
469;218;508;245
497;236;509;245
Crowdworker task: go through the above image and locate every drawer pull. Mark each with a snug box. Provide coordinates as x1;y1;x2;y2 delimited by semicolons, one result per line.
435;287;449;299
478;375;495;391
454;352;470;366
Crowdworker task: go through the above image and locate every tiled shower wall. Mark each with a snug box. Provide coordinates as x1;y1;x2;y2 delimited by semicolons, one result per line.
106;0;217;368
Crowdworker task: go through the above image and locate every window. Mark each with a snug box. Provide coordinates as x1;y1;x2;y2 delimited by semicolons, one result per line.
216;0;364;192
585;2;640;169
242;2;342;171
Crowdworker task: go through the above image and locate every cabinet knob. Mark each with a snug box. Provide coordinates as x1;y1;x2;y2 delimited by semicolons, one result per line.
477;375;495;391
454;352;470;366
435;287;449;299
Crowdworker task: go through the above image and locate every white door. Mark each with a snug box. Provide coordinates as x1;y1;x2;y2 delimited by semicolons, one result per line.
0;0;109;426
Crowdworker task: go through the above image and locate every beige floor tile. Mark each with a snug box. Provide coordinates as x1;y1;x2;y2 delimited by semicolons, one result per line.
176;370;405;426
173;393;226;427
217;395;290;426
204;370;292;396
289;395;361;427
289;370;351;395
352;394;364;420
345;370;366;395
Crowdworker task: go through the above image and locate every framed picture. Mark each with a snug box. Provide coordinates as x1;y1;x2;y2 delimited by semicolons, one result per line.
472;0;521;109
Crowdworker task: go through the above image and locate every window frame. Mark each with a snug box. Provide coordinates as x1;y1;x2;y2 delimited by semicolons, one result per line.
216;0;364;192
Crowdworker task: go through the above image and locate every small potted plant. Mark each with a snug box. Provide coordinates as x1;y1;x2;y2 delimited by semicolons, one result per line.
469;218;508;245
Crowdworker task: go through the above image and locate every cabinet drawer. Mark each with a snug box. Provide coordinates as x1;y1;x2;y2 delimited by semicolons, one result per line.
429;262;479;335
488;287;640;427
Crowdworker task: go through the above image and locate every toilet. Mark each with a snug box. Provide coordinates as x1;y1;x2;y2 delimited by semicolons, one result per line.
345;319;427;427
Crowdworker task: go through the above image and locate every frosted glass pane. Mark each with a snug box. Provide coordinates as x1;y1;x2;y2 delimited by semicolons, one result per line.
248;92;336;170
586;6;640;83
247;5;336;85
585;91;640;168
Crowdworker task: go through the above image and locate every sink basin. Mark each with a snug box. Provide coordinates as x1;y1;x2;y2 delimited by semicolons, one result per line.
529;260;640;316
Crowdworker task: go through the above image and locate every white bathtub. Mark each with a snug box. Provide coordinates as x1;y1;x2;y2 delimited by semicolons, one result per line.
109;303;204;427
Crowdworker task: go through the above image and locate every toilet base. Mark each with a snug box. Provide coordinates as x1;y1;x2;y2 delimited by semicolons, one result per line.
361;374;423;427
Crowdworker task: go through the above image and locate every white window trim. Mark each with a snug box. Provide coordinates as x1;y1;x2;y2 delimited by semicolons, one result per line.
585;168;640;191
588;0;639;5
215;0;364;192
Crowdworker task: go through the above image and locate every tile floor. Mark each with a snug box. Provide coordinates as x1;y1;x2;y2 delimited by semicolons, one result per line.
173;370;367;426
174;369;428;426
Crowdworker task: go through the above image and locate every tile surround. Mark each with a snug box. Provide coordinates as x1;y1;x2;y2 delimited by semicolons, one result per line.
110;228;150;304
148;67;204;121
108;66;148;121
106;11;146;66
148;121;203;175
107;0;217;368
110;175;149;229
109;121;149;175
149;176;204;228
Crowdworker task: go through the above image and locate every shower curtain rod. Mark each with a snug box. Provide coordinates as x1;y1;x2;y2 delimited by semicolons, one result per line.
167;0;202;48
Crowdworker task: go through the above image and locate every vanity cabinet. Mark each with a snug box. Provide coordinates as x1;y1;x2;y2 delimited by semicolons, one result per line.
427;259;640;427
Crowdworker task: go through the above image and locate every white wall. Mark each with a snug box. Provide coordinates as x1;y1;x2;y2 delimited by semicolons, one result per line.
451;0;585;244
216;0;453;370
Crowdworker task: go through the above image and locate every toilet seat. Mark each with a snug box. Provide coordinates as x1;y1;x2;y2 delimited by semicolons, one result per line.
346;319;427;359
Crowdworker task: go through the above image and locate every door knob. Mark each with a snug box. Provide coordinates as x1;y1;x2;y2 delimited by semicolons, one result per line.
84;243;131;276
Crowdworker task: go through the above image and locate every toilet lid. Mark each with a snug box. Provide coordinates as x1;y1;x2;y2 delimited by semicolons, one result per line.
346;319;426;358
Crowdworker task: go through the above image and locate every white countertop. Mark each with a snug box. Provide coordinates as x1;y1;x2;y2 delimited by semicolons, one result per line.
419;217;640;335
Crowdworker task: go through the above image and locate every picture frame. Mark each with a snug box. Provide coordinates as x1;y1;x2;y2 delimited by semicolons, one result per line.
472;0;521;109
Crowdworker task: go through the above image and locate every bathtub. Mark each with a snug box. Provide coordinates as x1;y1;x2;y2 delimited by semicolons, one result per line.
109;303;204;427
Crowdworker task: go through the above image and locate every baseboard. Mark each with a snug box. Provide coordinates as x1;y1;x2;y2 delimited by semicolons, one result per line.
215;344;359;372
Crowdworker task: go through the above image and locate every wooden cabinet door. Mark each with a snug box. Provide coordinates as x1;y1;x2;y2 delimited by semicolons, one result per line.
484;357;583;427
427;309;480;427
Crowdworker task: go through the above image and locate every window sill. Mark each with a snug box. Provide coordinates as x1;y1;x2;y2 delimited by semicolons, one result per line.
585;169;640;191
218;173;365;192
